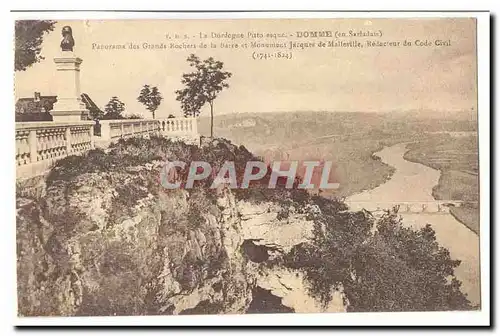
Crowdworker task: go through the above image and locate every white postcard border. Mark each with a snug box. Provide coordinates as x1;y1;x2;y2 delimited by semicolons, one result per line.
4;10;491;327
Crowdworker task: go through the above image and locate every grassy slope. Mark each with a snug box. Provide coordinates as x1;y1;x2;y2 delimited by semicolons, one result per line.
404;134;479;234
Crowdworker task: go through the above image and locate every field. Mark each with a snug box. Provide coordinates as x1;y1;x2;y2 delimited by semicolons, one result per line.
404;134;479;234
283;138;397;198
404;133;478;174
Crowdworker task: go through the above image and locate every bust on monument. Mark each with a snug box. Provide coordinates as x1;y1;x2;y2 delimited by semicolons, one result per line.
60;26;75;52
52;25;89;121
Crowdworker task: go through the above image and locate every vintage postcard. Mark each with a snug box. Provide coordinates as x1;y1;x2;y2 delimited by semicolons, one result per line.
13;13;489;325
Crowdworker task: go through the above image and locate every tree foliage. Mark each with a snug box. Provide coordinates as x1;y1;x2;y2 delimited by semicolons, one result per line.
175;54;232;137
285;198;472;312
88;105;104;120
102;96;125;120
15;20;56;71
137;85;163;119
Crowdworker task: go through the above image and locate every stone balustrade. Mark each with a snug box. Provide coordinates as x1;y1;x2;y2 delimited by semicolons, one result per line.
16;117;200;180
161;117;198;137
16;121;94;179
98;119;161;145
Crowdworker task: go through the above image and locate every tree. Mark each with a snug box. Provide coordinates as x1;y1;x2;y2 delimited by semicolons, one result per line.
88;105;104;121
175;54;232;138
102;97;125;120
137;85;163;119
15;20;56;71
285;199;472;312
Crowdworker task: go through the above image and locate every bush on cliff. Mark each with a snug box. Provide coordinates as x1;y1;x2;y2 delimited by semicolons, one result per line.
285;197;472;312
46;137;179;185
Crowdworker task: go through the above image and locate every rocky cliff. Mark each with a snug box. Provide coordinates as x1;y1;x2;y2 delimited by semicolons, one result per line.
17;137;330;316
16;137;263;316
17;171;257;316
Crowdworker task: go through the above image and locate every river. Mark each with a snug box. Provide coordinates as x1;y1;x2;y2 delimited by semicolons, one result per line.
347;142;480;306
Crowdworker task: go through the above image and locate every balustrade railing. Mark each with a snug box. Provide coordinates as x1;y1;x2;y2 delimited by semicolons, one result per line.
161;117;198;136
16;117;199;179
98;119;161;144
16;121;94;179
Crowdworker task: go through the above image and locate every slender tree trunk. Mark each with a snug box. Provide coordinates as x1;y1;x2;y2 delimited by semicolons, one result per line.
209;100;214;138
152;110;155;119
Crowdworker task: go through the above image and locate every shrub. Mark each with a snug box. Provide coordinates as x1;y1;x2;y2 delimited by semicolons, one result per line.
285;200;472;312
47;149;120;185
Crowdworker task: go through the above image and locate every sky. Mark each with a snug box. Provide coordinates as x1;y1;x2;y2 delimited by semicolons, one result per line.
14;18;477;119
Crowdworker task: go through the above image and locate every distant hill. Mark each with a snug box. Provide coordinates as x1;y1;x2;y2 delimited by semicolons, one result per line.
199;111;383;151
197;111;478;153
390;109;478;121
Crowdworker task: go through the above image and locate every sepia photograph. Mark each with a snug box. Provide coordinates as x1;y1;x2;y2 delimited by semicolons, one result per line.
12;12;490;326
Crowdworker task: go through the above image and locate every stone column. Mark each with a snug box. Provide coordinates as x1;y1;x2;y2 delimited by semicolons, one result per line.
99;121;111;141
51;52;89;122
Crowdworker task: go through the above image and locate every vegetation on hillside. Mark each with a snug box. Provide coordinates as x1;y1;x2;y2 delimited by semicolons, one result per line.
47;136;308;208
285;198;472;311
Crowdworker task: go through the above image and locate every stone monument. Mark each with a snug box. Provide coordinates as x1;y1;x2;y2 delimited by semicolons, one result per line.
50;26;89;122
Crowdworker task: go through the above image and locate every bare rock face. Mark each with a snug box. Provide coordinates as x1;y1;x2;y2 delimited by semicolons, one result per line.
16;166;254;316
236;200;347;313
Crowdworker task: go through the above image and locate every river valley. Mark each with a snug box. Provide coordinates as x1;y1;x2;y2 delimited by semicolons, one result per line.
347;143;480;306
246;142;480;311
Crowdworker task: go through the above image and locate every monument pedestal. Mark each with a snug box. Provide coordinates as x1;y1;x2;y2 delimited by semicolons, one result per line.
51;52;89;122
